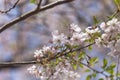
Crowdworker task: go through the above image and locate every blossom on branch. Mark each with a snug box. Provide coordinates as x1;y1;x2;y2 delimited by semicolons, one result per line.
28;18;120;80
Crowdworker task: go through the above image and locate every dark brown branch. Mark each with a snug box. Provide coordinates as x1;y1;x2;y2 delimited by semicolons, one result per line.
0;0;20;13
0;60;37;68
55;42;95;59
0;0;74;33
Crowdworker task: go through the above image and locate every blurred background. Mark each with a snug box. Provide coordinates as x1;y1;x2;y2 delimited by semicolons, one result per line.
0;0;117;80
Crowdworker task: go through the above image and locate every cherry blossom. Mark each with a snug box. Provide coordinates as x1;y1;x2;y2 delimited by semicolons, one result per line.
28;18;120;80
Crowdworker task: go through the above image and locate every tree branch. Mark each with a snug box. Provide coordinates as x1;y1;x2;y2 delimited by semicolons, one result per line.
0;0;20;13
0;42;109;78
0;60;37;68
0;42;94;67
0;0;74;33
80;62;109;78
36;0;42;9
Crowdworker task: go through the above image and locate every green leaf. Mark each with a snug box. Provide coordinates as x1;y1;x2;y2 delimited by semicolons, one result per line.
86;75;92;80
88;46;92;51
117;72;120;77
30;0;36;3
72;45;79;48
71;62;78;70
93;16;99;25
73;64;77;70
89;57;98;65
106;68;114;75
109;63;116;69
102;58;108;69
99;78;104;80
79;63;84;68
114;0;120;5
105;63;116;75
85;69;91;72
92;73;97;78
78;51;85;60
86;73;97;80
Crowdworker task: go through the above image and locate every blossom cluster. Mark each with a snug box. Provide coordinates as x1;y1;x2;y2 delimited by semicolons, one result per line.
95;18;120;56
27;61;81;80
33;23;100;61
27;18;120;80
28;23;99;80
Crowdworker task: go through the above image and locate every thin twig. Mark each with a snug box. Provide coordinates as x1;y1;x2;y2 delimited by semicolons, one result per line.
80;62;109;78
108;9;119;20
36;0;42;9
53;42;95;60
0;0;74;33
0;0;20;13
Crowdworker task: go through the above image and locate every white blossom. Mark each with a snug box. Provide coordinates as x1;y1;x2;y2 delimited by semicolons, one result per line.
79;32;90;42
70;23;81;33
108;39;120;57
107;18;118;26
28;19;120;80
52;61;81;80
42;46;51;53
52;30;68;44
85;26;100;34
95;18;120;57
101;33;110;41
100;22;107;30
95;37;102;47
27;65;46;80
27;65;38;74
34;50;44;58
108;49;120;57
70;32;89;45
